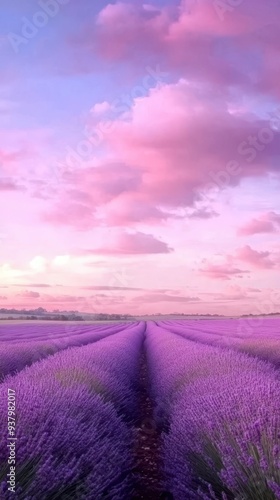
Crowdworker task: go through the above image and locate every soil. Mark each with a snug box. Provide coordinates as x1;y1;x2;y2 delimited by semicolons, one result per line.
132;350;171;499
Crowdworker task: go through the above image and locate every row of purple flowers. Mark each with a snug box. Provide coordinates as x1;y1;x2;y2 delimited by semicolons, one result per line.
0;322;145;499
0;322;136;381
158;318;280;367
146;321;280;499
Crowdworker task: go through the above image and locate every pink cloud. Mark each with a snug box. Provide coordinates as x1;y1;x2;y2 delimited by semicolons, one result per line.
65;164;141;204
0;295;7;300
0;178;24;191
215;285;252;301
81;285;143;291
41;294;86;304
93;2;169;61
132;293;200;303
90;294;125;308
71;1;280;98
84;231;173;255
102;195;177;226
43;201;96;230
43;164;142;229
12;283;52;288
44;80;280;230
0;148;26;166
236;245;276;269
107;80;280;203
199;261;250;280
200;244;279;281
82;1;250;72
238;212;280;235
188;207;219;219
149;288;182;295
94;294;107;298
17;290;40;299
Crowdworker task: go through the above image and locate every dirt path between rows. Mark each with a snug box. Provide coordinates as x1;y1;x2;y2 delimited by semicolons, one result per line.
132;345;172;499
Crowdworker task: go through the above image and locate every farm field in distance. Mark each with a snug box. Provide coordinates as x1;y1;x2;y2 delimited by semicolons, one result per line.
0;318;280;499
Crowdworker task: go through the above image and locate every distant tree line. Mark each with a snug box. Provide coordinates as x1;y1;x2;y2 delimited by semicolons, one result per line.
0;314;85;321
0;308;135;321
240;313;280;317
0;307;47;315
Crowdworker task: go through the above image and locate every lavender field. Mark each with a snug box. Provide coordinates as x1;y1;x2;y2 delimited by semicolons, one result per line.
1;319;280;500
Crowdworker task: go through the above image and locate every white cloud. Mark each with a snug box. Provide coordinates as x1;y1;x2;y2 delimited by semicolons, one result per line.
29;256;47;273
90;101;111;115
52;255;70;267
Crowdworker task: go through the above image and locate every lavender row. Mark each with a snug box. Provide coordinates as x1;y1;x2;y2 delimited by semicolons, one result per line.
158;319;280;367
0;323;136;382
159;318;280;340
0;322;145;499
145;322;280;499
0;322;129;342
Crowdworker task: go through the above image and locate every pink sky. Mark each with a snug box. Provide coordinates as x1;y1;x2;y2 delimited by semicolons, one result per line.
1;0;280;315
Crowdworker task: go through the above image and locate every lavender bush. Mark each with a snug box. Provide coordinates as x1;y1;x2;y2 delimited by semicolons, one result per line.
0;322;136;381
159;319;280;367
146;322;280;499
0;322;145;499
